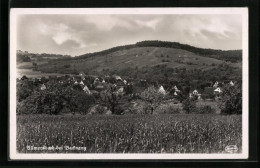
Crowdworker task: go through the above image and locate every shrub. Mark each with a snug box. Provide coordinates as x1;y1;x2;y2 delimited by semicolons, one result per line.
197;105;216;114
155;103;181;114
89;105;107;115
182;98;197;114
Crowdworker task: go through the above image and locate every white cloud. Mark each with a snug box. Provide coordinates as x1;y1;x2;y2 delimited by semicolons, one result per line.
135;18;161;30
85;15;135;31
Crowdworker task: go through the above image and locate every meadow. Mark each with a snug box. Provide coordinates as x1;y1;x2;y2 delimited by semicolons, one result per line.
17;114;242;153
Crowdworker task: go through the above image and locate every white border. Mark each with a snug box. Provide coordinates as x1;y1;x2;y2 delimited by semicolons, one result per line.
9;8;249;160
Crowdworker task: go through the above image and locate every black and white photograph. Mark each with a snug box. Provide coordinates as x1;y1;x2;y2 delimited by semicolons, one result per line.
9;8;248;160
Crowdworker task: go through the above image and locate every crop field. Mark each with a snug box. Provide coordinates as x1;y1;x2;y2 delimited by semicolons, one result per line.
17;114;242;153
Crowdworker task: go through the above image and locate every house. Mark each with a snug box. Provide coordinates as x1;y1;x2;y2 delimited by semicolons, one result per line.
80;80;84;85
74;81;78;84
102;79;106;83
192;89;199;95
213;81;218;88
230;81;234;86
173;85;180;92
158;85;166;95
190;89;202;100
173;91;178;96
83;85;91;95
40;84;46;90
214;87;222;94
123;80;127;85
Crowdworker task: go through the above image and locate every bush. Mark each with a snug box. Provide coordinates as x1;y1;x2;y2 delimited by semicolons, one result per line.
197;105;216;114
88;105;107;115
182;98;197;113
155;103;181;114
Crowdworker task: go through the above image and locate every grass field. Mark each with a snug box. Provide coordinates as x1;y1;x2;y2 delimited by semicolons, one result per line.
17;114;242;153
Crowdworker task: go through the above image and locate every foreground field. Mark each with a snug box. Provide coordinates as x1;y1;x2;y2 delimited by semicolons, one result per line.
17;114;242;153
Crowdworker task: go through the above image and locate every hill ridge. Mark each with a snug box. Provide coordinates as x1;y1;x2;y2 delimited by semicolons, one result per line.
75;40;242;63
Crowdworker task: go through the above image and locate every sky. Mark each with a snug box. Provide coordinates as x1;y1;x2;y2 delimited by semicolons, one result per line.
17;14;242;56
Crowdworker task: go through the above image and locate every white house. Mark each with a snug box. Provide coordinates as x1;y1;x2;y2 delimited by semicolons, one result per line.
230;81;234;86
74;81;78;84
214;87;222;94
158;85;166;95
213;81;218;88
40;84;46;90
192;89;199;95
83;85;91;95
190;89;201;100
174;91;178;96
102;79;106;83
80;80;84;85
174;85;180;92
123;80;127;85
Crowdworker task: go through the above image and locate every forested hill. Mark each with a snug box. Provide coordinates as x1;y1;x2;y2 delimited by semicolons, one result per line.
76;40;242;63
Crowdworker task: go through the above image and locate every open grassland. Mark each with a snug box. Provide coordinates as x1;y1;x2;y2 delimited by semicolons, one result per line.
17;114;242;153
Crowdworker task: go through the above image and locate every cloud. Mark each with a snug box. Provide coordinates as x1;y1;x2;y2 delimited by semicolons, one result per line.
17;14;242;56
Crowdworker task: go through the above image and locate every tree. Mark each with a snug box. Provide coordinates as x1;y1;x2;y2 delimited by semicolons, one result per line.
100;84;123;114
70;90;96;115
218;84;242;114
140;86;164;114
17;80;34;102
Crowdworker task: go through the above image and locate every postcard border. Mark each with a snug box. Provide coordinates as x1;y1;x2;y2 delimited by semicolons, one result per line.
9;7;249;160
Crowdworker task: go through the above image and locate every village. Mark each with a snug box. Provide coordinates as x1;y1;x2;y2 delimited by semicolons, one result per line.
17;71;237;115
